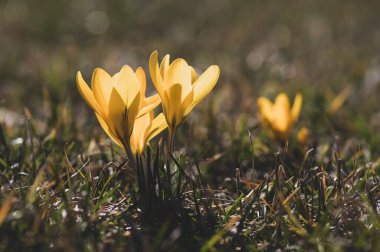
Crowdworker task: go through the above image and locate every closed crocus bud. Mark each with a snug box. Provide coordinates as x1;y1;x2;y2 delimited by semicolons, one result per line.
297;127;310;146
257;92;302;140
149;51;220;131
76;66;161;151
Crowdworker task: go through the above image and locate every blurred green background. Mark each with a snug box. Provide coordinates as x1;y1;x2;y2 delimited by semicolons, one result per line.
0;0;380;147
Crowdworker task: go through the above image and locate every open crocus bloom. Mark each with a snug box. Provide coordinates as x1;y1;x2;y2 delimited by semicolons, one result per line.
130;112;167;154
76;65;161;150
149;51;220;130
257;93;302;140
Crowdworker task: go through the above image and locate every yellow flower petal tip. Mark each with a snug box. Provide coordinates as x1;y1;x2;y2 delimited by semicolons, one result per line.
149;51;220;130
257;92;303;140
76;65;161;153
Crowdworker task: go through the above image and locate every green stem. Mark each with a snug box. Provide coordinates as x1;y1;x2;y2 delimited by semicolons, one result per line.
123;141;136;169
166;127;176;200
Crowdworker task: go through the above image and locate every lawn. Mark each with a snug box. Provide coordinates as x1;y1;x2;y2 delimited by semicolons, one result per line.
0;0;380;251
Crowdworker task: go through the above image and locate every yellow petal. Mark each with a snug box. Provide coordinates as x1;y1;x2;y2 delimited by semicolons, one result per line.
149;50;158;83
291;93;302;122
95;113;124;148
191;66;198;83
142;93;161;107
160;54;170;80
110;71;127;103
161;96;171;128
92;68;112;111
182;90;194;117
108;88;127;139
272;93;291;134
115;65;140;107
135;67;147;101
185;65;220;116
166;58;192;99
127;90;141;136
149;51;165;98
129;132;138;154
146;113;167;142
164;84;183;128
130;112;151;154
137;94;161;118
76;71;104;116
137;113;153;154
257;97;273;122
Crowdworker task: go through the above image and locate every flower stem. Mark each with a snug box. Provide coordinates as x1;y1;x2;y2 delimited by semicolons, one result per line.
123;142;136;169
166;127;176;200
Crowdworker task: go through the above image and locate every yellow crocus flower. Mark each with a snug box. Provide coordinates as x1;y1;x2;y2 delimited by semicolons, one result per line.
297;127;310;146
149;51;220;130
76;65;161;151
257;92;302;140
130;111;167;154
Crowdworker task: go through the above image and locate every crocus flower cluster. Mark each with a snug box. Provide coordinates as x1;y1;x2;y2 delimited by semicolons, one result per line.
76;51;220;155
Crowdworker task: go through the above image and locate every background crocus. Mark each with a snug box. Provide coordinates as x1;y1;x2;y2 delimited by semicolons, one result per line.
297;126;310;146
76;65;161;153
257;93;302;140
149;51;220;132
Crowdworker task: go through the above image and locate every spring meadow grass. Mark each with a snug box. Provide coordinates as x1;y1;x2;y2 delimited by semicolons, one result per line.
1;0;380;251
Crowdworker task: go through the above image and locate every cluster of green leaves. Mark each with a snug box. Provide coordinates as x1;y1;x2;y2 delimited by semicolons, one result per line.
0;97;379;251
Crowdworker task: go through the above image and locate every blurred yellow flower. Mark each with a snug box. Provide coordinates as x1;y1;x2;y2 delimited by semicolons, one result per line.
76;66;161;151
297;127;310;146
149;51;220;130
130;112;167;154
257;92;302;140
